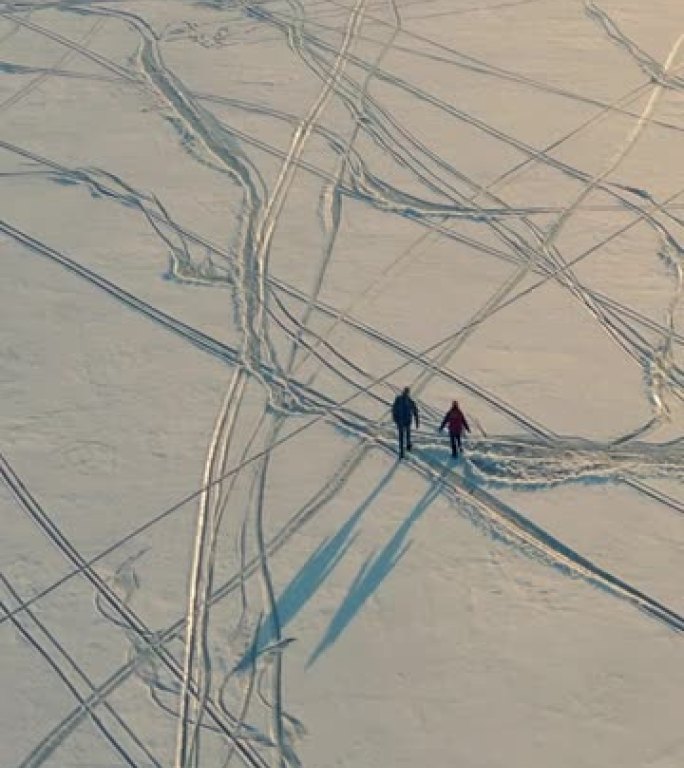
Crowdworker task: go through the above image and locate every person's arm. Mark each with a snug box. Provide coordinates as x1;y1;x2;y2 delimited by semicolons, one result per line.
463;414;470;433
412;401;420;429
439;411;448;431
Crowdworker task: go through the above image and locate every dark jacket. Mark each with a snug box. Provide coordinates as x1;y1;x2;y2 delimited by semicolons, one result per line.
440;405;470;435
392;392;419;428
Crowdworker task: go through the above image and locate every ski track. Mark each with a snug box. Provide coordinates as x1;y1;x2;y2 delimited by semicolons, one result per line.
175;368;248;768
4;21;682;421
3;2;684;766
2;173;682;506
0;9;139;83
585;1;684;89
284;0;401;376
252;425;290;768
299;0;684;134
3;210;683;597
3;439;372;768
2;138;681;355
0;574;163;768
234;0;684;403
0;17;106;115
0;451;272;768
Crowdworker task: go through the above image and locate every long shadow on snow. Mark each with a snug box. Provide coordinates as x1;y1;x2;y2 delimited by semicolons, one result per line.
308;479;443;666
234;464;398;672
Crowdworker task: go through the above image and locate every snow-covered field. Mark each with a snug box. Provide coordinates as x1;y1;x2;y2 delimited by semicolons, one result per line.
2;1;683;766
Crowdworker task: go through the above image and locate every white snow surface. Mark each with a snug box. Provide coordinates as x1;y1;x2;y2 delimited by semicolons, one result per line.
1;1;684;767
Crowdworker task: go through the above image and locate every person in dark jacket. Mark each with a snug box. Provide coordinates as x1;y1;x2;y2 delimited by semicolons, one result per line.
439;400;470;457
392;386;419;459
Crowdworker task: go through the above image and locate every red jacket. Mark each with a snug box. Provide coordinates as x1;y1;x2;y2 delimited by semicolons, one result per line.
440;406;470;435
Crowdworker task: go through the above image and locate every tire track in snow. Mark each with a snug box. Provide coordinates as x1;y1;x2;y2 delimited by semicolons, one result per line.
533;30;684;418
485;68;684;196
0;11;22;46
218;615;264;768
189;91;684;217
6;425;682;768
7;130;681;372
414;54;684;397
245;2;506;214
18;9;316;745
0;217;241;368
300;37;684;394
87;5;268;374
18;0;684;288
5;416;679;768
193;386;269;768
210;409;282;768
4;316;671;652
280;4;684;632
50;6;364;757
0;61;122;83
4;107;679;384
0;212;384;437
4;2;680;229
251;0;661;210
641;225;684;430
240;3;576;412
65;4;298;403
623;476;684;517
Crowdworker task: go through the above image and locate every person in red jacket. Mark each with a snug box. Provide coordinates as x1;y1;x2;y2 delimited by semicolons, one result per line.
439;400;470;457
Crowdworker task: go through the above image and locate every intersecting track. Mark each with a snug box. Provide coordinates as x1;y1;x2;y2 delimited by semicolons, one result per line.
0;452;272;768
3;165;684;765
2;1;684;767
0;573;164;768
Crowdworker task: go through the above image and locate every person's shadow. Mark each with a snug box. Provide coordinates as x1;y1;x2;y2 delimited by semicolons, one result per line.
308;480;442;666
233;464;398;672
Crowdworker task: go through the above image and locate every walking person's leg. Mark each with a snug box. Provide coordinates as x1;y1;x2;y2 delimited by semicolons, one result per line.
397;425;406;458
449;431;457;457
406;424;412;452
